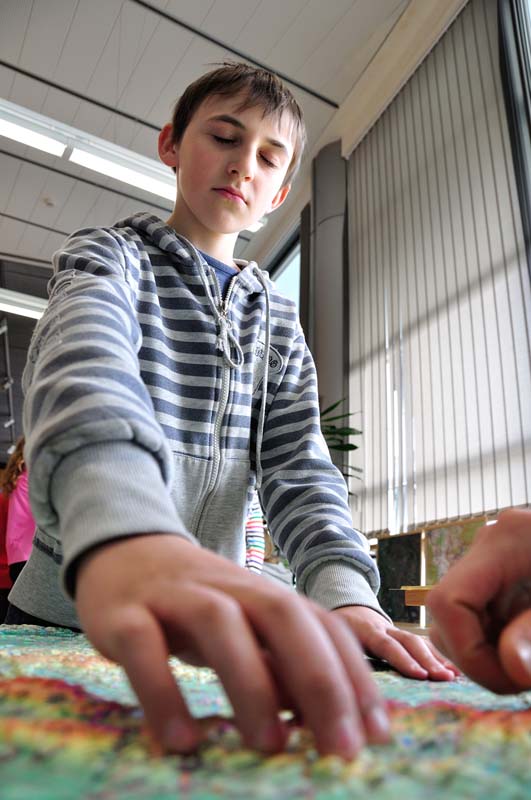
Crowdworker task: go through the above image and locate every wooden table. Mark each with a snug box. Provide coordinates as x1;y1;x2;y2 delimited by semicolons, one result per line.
401;585;434;606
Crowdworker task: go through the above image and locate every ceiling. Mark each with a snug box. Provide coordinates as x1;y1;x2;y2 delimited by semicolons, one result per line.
0;0;410;457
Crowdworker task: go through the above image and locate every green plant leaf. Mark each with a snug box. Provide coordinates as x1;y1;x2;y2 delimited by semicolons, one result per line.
328;426;362;437
321;424;362;435
320;411;361;424
320;398;364;477
319;398;345;416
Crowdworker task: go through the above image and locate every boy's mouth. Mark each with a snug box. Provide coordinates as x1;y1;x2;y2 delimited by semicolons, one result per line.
213;187;246;204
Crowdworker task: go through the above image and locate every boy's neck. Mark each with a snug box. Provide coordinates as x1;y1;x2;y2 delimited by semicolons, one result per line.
165;208;239;268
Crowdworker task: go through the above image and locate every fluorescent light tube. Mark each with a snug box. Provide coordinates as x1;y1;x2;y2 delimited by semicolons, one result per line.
0;288;48;320
0;98;175;202
0;118;66;157
0;303;43;320
69;147;175;200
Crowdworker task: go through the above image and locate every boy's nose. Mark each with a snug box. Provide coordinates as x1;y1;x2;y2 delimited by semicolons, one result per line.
227;153;254;181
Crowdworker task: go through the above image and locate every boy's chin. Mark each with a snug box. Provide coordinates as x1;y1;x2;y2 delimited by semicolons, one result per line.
214;223;253;236
211;212;265;236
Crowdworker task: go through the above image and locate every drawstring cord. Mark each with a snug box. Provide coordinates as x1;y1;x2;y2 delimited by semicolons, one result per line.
190;247;243;369
252;267;271;490
215;313;243;369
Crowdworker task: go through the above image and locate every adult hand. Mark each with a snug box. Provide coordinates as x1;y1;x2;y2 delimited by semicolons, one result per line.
75;534;391;759
427;508;531;693
334;605;458;680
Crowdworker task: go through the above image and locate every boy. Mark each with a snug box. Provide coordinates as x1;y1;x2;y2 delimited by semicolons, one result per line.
8;64;456;759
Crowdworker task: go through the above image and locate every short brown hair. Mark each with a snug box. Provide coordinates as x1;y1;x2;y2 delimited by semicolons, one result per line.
170;62;307;186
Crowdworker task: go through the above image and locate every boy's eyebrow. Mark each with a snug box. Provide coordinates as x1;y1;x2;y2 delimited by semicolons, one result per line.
208;114;290;155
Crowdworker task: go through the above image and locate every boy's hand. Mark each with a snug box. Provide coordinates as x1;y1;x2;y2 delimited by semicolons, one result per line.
75;534;390;759
333;606;459;680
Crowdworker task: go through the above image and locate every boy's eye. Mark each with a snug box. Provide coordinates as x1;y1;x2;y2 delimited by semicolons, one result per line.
211;135;279;168
213;135;235;145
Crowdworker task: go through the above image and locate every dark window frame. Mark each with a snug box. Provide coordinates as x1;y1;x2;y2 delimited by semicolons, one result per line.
268;231;300;281
499;0;531;283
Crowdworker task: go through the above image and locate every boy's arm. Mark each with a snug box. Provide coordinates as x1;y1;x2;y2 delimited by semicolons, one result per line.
23;227;195;594
257;329;381;609
258;330;457;681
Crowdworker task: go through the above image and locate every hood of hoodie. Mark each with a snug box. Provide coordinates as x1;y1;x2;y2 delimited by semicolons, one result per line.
116;212;270;296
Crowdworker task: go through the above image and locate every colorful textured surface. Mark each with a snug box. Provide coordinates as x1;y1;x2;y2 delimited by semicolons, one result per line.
1;626;531;799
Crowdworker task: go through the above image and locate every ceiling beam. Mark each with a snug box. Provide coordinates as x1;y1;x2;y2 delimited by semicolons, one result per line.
0;59;161;132
129;0;339;109
0;252;51;268
0;212;69;237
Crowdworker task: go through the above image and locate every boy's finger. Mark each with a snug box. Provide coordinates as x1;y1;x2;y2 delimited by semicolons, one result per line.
242;594;367;760
425;639;461;675
388;628;457;680
318;610;391;745
358;632;429;679
153;585;287;754
108;607;203;753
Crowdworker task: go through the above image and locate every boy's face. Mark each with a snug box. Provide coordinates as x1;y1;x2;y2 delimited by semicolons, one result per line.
159;94;294;242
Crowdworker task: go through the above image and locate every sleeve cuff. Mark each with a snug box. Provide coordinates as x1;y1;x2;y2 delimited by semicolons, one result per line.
50;441;197;596
303;561;391;621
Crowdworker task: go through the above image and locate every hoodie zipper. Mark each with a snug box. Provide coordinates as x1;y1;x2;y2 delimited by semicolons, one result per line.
194;274;240;531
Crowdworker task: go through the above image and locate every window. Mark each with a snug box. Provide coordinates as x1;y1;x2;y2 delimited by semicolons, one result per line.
499;0;531;279
348;0;531;536
270;242;300;312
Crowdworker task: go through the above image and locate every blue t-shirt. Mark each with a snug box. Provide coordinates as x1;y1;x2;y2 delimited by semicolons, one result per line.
199;250;239;300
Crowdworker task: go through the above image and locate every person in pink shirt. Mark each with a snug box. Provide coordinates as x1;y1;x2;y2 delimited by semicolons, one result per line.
0;486;11;621
1;437;36;583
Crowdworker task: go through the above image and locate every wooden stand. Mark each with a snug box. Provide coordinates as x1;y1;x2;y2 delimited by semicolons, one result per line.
395;585;436;636
401;585;434;606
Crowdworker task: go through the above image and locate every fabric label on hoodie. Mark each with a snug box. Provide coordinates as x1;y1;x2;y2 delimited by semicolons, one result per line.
254;340;284;374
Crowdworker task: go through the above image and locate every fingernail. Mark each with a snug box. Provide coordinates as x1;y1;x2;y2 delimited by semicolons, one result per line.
413;666;429;678
164;718;199;753
330;716;363;760
432;664;454;677
515;640;531;676
366;706;391;743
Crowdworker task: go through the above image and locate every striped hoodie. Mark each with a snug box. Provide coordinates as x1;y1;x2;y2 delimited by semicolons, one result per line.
10;213;383;628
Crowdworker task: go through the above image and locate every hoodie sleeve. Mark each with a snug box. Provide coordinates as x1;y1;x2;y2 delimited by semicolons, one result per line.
23;227;195;597
258;327;388;617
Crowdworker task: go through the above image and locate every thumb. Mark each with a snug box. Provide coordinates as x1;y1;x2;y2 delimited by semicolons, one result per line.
498;609;531;690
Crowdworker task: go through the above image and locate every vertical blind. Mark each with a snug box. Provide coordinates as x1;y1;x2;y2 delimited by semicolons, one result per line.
348;0;531;536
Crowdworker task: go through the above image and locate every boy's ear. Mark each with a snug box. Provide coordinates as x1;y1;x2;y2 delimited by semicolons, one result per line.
158;123;178;168
268;183;291;213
